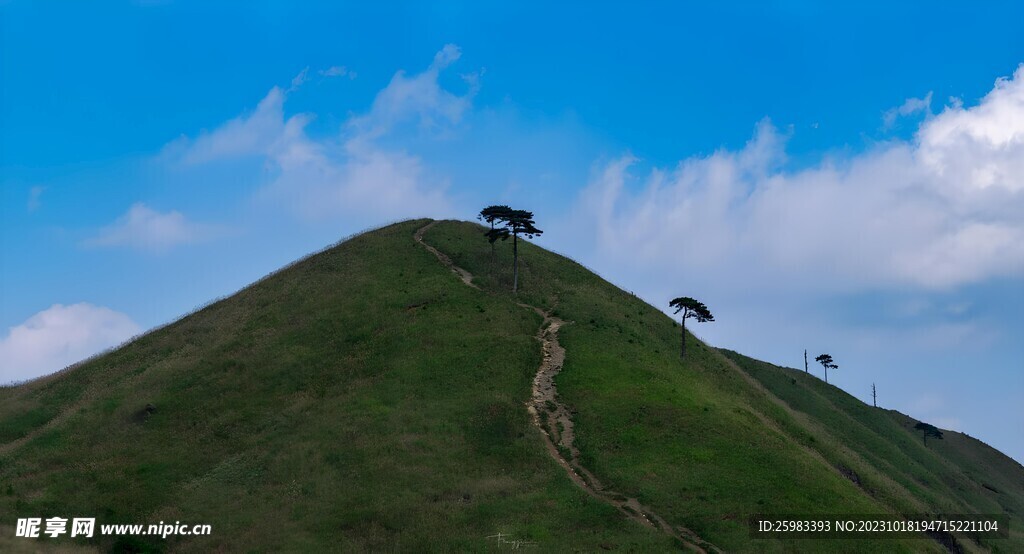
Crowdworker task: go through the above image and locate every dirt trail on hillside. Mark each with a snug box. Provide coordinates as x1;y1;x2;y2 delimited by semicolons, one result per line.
527;311;715;553
414;221;478;289
414;221;717;552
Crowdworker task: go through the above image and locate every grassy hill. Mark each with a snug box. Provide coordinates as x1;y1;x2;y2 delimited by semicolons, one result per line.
0;219;1019;552
719;349;1024;552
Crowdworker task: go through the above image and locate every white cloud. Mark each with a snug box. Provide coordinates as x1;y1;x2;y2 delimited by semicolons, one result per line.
0;303;141;384
349;43;477;140
433;43;461;68
883;91;932;129
570;64;1024;292
174;87;292;165
85;203;220;252
917;68;1024;191
167;45;468;223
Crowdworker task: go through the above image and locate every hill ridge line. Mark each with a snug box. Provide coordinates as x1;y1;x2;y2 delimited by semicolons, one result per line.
414;220;717;552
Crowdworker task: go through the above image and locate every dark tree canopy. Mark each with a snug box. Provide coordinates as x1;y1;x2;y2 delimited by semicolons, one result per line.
815;353;839;383
478;205;513;228
815;354;838;369
484;226;511;244
504;209;544;239
479;205;513;262
669;297;714;322
914;421;944;446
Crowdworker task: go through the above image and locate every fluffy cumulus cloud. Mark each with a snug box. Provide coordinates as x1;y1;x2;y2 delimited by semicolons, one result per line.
0;303;141;384
917;70;1024;193
85;203;220;252
167;45;469;223
572;64;1024;292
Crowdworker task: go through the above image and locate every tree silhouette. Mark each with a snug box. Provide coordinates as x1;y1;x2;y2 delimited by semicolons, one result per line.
501;210;543;293
669;297;714;358
815;353;838;383
914;421;944;446
478;205;513;262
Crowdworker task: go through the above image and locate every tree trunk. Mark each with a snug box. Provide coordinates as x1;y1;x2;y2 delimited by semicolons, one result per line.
512;232;519;293
680;314;686;358
804;349;808;373
489;221;495;266
824;365;828;384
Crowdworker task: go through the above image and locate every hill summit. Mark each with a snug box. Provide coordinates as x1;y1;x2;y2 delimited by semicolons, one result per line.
1;219;1020;552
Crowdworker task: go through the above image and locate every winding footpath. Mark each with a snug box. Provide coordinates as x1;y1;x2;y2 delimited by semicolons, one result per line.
413;221;478;289
415;222;718;553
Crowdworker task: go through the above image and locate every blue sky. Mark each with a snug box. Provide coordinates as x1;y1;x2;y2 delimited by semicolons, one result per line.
2;2;1022;463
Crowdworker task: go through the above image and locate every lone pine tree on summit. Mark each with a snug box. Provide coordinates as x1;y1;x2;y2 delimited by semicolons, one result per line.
669;297;714;358
815;353;839;384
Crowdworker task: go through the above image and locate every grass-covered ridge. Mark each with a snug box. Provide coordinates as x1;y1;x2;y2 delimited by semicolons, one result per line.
720;349;1024;551
0;220;673;552
1;219;1019;552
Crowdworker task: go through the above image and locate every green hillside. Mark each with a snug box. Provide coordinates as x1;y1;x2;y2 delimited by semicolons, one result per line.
719;349;1024;552
0;219;1019;552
